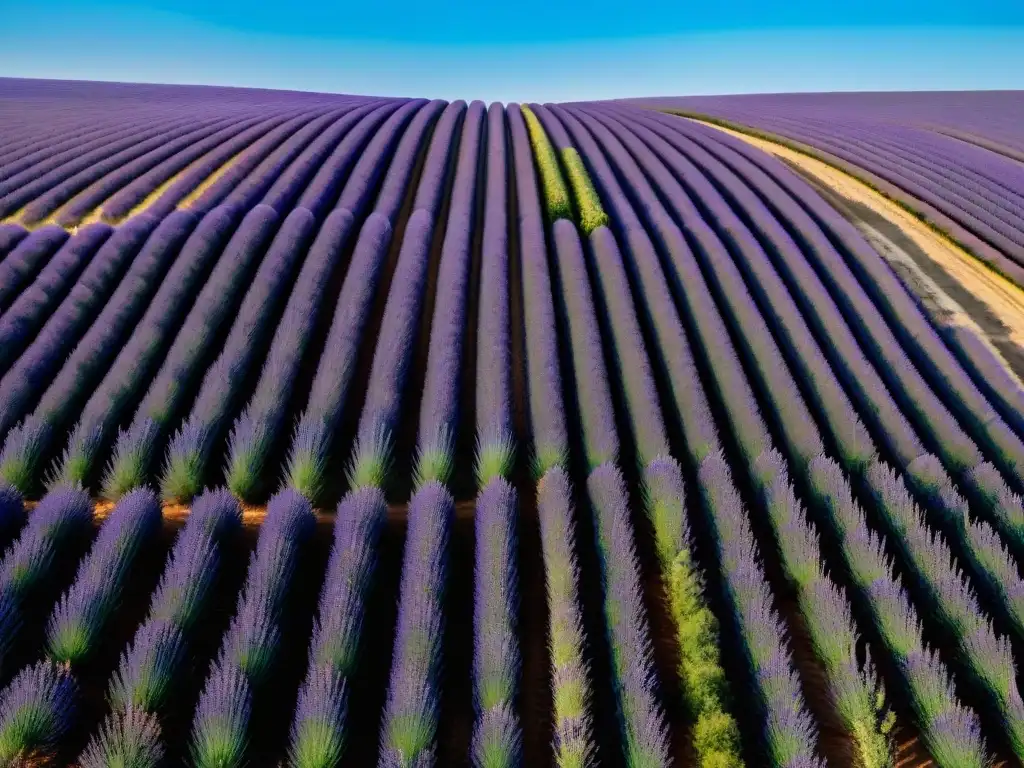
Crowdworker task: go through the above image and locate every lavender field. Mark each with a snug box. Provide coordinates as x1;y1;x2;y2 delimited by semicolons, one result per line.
1;79;1024;767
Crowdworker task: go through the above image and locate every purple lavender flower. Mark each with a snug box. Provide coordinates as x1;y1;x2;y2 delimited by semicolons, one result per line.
261;105;375;214
218;581;282;687
342;100;443;222
507;105;569;478
0;117;198;217
966;461;1024;547
586;463;669;766
309;487;387;674
289;665;347;768
415;102;485;489
103;110;293;220
472;478;522;768
0;660;77;764
184;108;349;216
0;218;136;376
187;486;244;543
902;648;987;767
0;416;51;493
144;494;236;635
287;487;386;767
379;482;453;767
535;466;593;767
803;455;988;765
0;486;92;603
190;661;252;768
588;227;671;466
0;225;26;257
79;705;164;768
46;488;161;665
296;101;409;220
44;115;259;227
108;618;185;714
550;220;619;470
27;209;196;428
410;101;469;218
191;488;312;762
49;203;239;489
0;227;69;313
213;109;353;216
474;104;515;487
697;453;821;765
553;111;720;462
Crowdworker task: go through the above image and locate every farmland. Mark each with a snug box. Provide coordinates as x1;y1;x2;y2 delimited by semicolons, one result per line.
1;78;1024;767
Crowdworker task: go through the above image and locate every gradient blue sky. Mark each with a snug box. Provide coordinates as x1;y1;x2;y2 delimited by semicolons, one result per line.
1;0;1022;101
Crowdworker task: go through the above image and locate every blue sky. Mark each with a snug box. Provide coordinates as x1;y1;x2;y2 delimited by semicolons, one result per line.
1;0;1022;101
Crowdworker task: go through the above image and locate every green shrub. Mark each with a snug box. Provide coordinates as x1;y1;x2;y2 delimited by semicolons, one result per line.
669;547;745;768
520;106;573;223
561;148;609;235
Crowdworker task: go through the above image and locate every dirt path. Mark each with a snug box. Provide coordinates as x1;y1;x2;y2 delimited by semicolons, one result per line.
689;118;1024;382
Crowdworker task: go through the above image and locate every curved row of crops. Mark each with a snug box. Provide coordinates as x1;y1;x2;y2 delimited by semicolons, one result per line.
0;79;1023;766
647;92;1024;287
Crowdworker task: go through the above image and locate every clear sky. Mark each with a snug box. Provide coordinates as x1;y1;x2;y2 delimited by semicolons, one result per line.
1;0;1022;101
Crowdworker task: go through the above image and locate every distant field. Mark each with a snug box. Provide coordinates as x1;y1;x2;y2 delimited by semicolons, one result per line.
1;79;1024;767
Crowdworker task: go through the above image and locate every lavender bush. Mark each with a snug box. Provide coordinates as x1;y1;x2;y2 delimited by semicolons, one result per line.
550;219;618;469
472;478;522;768
586;463;669;766
289;487;386;767
379;481;453;767
348;209;435;491
535;467;593;767
698;454;821;766
508;105;569;477
189;489;313;766
0;227;69;313
0;660;77;765
46;488;161;665
0;487;92;668
474;103;516;486
0;217;142;375
415;102;484;489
